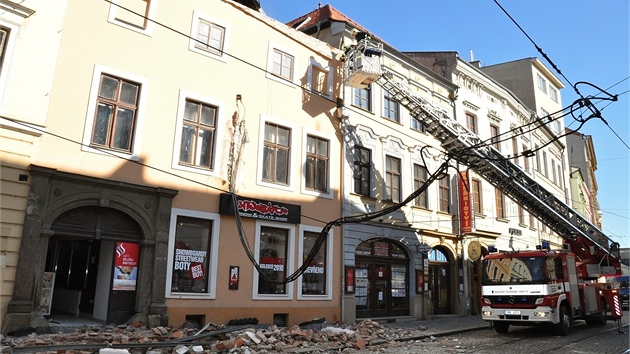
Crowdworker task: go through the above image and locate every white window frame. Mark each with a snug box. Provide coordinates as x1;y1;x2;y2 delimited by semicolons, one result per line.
82;64;148;161
266;41;297;87
172;89;224;176
165;208;221;299
297;225;333;300
0;16;21;105
307;60;332;98
537;74;547;93
257;114;296;191
301;128;334;199
252;220;295;300
107;0;157;36
549;86;558;102
188;10;230;62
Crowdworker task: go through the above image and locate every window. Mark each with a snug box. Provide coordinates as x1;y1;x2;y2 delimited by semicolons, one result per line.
258;226;289;295
353;86;371;111
179;99;216;169
512;137;519;164
411;115;425;132
472;179;482;214
541;108;550;120
543;151;548;177
535;145;541;172
522;145;530;171
439;175;451;213
262;122;290;184
301;231;327;295
518;205;524;225
195;19;225;55
170;216;212;294
466;113;477;133
537;74;547;93
551;160;557;184
549;86;558;102
271;48;294;81
353;146;371;196
90;74;140;152
385;156;401;203
310;65;330;96
557;164;563;189
490;124;500;151
495;189;505;218
305;135;329;192
413;164;429;208
108;0;156;35
529;213;535;228
0;26;9;75
383;90;400;122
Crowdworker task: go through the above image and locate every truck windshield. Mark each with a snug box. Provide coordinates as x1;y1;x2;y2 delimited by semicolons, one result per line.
482;256;548;285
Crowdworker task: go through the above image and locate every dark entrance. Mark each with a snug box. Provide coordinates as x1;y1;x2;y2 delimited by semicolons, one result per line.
428;247;451;314
45;206;142;324
355;239;409;318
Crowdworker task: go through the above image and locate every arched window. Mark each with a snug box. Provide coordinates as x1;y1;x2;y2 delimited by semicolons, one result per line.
428;248;448;262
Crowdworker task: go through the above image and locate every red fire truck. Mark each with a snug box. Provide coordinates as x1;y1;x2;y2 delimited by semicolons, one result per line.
481;241;623;335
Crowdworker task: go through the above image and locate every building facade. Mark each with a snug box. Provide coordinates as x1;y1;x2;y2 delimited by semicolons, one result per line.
565;128;601;227
2;0;345;333
404;52;569;315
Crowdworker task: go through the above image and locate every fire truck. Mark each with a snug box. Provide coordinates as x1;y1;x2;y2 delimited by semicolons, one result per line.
341;33;623;336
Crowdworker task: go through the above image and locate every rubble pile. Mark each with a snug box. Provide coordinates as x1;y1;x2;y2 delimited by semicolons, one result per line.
0;319;431;353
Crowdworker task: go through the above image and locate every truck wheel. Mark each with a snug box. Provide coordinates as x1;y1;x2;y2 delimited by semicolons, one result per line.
587;299;609;326
494;321;509;333
555;305;570;336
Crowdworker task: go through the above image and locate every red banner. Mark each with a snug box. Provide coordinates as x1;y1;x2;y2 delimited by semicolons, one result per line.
458;171;473;234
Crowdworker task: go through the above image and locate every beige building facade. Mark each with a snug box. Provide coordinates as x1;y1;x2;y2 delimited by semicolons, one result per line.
2;0;345;334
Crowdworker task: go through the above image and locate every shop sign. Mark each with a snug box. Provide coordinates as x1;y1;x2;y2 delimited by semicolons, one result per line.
219;193;301;224
458;171;473;234
374;241;389;256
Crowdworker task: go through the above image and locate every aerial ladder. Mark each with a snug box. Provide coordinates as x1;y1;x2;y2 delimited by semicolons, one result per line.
342;33;622;280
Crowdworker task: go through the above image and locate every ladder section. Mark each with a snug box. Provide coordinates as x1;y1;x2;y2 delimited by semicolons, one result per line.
343;36;619;275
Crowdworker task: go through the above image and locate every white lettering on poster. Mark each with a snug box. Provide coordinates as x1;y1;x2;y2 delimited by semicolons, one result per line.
174;249;206;271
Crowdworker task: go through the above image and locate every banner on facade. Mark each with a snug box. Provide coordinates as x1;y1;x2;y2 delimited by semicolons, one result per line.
113;242;139;291
458;171;473;234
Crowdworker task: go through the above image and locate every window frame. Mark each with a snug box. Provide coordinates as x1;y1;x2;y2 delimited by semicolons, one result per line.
522;144;530;172
352;85;372;112
537;74;547;94
82;65;148;161
385;155;402;203
188;10;229;62
495;189;505;219
172;90;224;176
383;90;400;123
549;86;558;102
490;124;500;151
253;220;295;300
353;145;372;197
107;0;157;36
165;208;220;299
439;174;451;213
411;115;426;133
466;112;477;133
472;178;482;214
308;62;332;98
257;115;295;191
413;163;429;208
266;41;297;86
302;130;333;198
297;225;333;300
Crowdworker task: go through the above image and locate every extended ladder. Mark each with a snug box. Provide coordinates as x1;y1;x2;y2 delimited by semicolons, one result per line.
343;35;620;277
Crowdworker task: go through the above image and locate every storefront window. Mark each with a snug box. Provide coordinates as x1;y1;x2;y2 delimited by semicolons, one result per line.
302;232;326;295
171;216;211;294
258;226;288;294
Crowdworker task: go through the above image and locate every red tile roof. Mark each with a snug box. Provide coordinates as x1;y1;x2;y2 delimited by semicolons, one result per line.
286;4;371;38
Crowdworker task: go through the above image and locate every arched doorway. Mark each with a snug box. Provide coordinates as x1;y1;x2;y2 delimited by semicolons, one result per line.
428;247;451;314
45;206;142;325
355;239;409;318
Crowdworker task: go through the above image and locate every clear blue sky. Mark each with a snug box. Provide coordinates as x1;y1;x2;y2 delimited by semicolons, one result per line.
262;1;630;248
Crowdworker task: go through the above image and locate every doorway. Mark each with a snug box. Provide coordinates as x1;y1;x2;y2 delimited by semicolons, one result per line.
428;247;451;315
45;206;142;325
355;239;409;318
